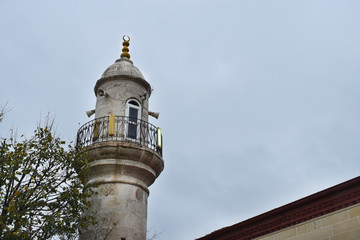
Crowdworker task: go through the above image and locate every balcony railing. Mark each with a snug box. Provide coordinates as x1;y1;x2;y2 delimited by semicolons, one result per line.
76;116;163;156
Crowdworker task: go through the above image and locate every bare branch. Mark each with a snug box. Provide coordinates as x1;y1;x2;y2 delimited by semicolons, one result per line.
0;102;10;123
147;228;163;240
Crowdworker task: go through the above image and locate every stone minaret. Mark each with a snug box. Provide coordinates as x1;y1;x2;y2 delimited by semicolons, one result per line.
77;36;164;240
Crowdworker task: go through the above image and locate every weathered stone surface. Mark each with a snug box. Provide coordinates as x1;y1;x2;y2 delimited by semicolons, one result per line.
94;78;150;121
81;184;148;240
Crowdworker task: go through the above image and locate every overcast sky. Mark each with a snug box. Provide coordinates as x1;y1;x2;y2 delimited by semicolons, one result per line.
1;1;360;239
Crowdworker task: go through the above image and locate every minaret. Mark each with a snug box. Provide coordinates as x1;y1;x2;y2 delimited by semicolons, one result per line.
77;36;164;240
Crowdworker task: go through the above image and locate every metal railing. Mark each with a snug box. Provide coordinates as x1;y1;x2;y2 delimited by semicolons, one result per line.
76;116;163;156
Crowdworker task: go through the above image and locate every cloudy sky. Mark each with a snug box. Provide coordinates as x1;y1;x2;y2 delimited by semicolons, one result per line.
1;1;360;239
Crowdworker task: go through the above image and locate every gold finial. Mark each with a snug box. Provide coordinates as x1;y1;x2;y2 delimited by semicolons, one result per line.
121;35;130;59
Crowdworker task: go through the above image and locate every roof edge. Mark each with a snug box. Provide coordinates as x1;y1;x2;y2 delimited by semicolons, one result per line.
197;176;360;240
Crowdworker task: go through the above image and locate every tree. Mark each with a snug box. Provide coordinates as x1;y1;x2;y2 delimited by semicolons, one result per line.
0;122;94;239
0;110;158;240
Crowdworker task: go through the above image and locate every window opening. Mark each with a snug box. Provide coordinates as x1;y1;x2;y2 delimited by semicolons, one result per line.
126;99;141;140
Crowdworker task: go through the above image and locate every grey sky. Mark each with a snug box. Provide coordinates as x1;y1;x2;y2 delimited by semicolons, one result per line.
1;1;360;239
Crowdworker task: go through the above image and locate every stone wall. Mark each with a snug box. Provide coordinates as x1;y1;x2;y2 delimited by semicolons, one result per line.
94;79;149;121
256;203;360;240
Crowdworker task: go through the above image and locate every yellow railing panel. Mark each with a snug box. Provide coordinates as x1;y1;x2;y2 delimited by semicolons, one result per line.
109;115;115;136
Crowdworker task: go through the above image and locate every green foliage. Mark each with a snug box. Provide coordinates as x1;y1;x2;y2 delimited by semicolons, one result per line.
0;126;94;240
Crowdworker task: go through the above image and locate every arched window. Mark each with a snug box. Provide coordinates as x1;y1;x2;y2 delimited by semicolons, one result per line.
125;99;141;139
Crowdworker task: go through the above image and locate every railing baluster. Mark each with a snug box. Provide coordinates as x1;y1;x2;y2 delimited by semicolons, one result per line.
76;116;162;156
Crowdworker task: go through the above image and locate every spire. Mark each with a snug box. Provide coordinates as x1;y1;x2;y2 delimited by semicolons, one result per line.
120;35;130;59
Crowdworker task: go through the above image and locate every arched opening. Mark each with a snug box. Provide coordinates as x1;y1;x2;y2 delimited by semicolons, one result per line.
125;99;141;139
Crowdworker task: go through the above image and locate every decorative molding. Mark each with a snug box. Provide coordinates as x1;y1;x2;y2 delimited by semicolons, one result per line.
197;176;360;240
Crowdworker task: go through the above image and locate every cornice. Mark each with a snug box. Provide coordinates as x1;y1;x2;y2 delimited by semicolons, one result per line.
94;75;152;97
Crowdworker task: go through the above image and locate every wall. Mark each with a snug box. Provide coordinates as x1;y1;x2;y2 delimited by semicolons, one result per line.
256;203;360;240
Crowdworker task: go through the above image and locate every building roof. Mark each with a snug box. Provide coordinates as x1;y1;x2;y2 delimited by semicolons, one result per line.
196;176;360;240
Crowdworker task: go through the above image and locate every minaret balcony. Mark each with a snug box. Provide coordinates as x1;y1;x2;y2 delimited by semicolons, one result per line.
76;115;163;156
